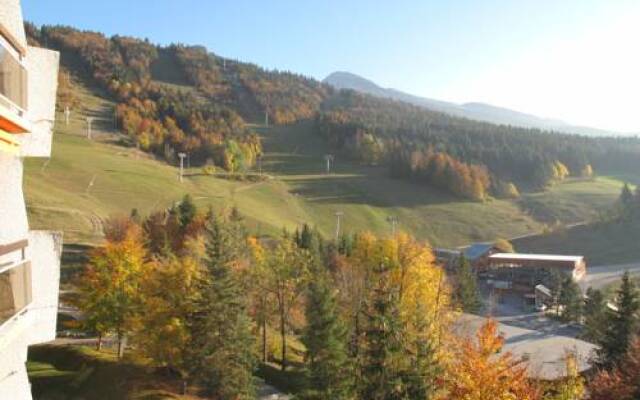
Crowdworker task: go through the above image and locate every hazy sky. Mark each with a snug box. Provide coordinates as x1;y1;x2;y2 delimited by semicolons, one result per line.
23;0;640;133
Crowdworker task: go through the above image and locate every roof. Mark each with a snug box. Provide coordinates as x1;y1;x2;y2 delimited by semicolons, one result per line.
463;243;495;261
535;284;552;297
490;253;584;263
433;248;461;258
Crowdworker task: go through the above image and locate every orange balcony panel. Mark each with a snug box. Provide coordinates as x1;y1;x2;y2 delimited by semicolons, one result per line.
0;115;25;133
0;104;30;134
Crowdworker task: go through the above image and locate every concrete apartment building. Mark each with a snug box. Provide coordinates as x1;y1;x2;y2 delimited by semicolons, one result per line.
0;0;61;398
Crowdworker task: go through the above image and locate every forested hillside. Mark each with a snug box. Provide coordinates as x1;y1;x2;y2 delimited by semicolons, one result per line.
316;90;640;199
26;23;640;201
25;24;328;172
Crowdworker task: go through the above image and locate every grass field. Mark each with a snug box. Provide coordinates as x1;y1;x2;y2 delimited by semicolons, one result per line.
514;219;640;266
28;345;199;400
22;71;630;248
518;177;625;225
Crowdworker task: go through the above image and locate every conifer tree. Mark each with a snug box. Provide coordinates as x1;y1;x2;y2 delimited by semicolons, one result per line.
360;264;406;400
178;194;197;229
558;276;583;323
188;211;255;400
597;271;639;368
619;183;634;219
301;266;353;399
583;288;607;342
402;302;442;400
456;256;481;313
298;223;314;250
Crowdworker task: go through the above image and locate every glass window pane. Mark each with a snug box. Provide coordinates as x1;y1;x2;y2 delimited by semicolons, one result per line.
0;42;27;111
0;261;32;326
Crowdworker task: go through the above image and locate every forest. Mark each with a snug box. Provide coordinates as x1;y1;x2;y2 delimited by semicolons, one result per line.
315;91;640;200
69;196;640;400
24;24;327;171
25;23;640;199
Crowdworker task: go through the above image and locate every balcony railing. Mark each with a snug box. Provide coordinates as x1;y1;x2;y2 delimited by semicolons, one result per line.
0;239;31;327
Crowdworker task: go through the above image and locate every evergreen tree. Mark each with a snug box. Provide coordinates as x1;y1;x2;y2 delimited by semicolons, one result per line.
558;276;583;323
299;223;314;250
360;265;405;400
583;288;607;342
597;271;639;368
402;302;441;400
178;194;197;229
188;212;255;400
619;183;634;219
301;268;353;399
547;269;565;314
456;256;481;313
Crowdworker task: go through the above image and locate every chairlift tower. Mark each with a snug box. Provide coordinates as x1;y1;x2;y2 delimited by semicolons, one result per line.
324;154;334;174
86;117;94;140
178;152;187;183
334;211;344;241
387;216;399;236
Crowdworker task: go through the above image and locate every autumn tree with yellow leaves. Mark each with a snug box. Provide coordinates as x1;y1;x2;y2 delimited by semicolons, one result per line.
77;219;150;358
446;319;540;400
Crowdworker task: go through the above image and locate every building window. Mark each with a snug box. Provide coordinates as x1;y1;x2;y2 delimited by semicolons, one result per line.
0;260;32;327
0;37;28;114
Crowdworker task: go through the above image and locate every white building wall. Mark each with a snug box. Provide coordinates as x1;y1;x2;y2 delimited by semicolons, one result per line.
18;46;60;157
26;231;62;345
0;2;61;399
0;0;27;53
0;153;29;252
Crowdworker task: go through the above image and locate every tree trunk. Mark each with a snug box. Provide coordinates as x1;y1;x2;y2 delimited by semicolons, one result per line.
117;331;127;359
280;313;287;371
96;333;103;351
262;318;268;363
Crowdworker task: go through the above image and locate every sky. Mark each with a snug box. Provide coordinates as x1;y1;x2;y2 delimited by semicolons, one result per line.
23;0;640;133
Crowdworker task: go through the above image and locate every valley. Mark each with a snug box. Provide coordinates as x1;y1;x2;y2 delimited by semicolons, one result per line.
23;73;627;248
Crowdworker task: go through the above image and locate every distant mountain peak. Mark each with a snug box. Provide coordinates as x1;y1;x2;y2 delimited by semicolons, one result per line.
323;71;618;137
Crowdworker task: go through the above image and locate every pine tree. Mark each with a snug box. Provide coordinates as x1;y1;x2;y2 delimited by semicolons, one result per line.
188;212;256;400
619;183;634;219
583;288;607;342
299;223;314;249
558;276;583;323
301;268;353;399
597;271;639;368
402;302;441;400
178;194;197;229
360;264;406;400
456;256;481;313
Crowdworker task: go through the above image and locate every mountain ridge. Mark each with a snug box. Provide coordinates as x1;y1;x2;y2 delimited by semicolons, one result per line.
323;71;622;137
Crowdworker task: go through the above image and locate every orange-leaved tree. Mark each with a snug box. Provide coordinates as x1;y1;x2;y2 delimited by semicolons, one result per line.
446;319;540;400
77;218;149;357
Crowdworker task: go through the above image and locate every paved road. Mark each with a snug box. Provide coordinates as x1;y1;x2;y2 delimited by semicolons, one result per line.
580;262;640;291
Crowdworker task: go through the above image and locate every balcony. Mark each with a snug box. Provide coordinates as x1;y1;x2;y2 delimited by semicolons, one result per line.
0;33;29;134
0;240;31;327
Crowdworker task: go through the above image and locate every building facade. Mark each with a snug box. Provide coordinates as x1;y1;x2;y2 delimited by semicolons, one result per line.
0;1;61;399
486;253;587;305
